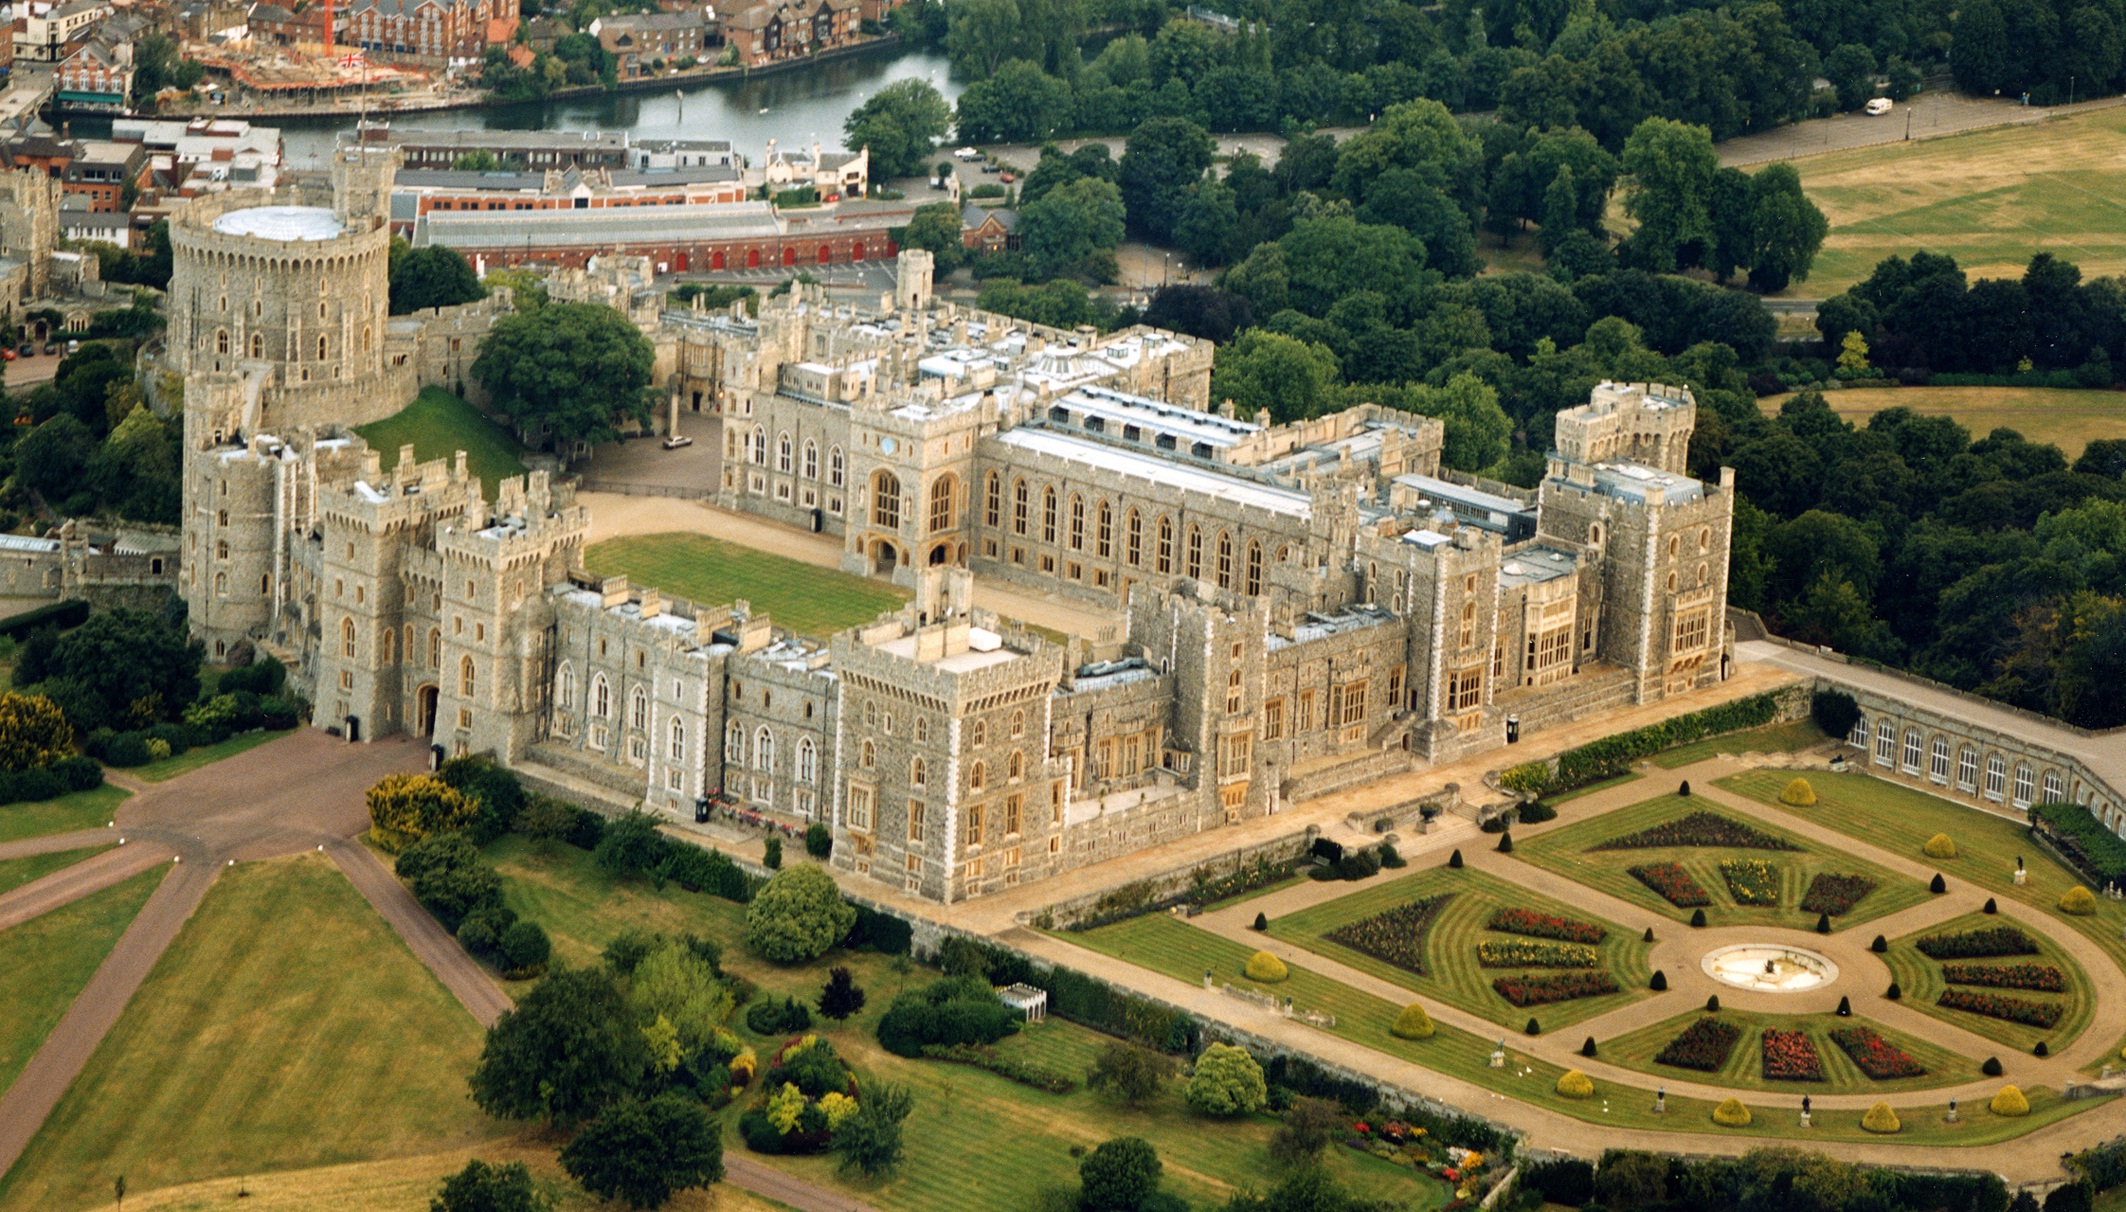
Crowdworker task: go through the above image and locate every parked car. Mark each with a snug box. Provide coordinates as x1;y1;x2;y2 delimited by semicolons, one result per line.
953;146;980;159
1000;172;1015;183
42;340;57;355
980;162;1001;173
1865;97;1893;115
65;339;78;355
16;342;31;358
663;434;694;450
2;348;16;362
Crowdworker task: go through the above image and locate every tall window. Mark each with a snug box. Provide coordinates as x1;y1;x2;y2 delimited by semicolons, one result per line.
557;664;575;708
797;738;816;783
1185;525;1202;579
340;616;355;658
1902;728;1923;772
459;656;476;697
970;760;987;792
755;727;775;771
929;475;955;534
1126;509;1142;565
803;440;818;479
429;629;441;669
1848;714;1869;746
1245;542;1263;596
249;332;262;358
1929;736;1950;782
1156;516;1172;573
1875;720;1895;766
985;472;1001;527
1042;487;1058;544
1957;745;1979;790
907;800;925;842
631;687;648;729
1096;500;1112;558
911;756;927;787
2013;764;2035;809
829;446;844;487
727;722;743;761
669;717;685;760
749;427;766;465
777;432;792;473
872;471;901;529
593;674;611;718
1216;531;1233;588
1984;754;2007;800
1069;494;1085;550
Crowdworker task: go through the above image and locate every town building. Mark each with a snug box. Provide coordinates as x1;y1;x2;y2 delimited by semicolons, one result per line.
717;0;857;67
50;12;146;110
960;204;1015;252
386;164;749;234
374;126;633;171
590;10;709;76
59;139;146;210
630;138;744;171
15;0;110;63
344;0;514;68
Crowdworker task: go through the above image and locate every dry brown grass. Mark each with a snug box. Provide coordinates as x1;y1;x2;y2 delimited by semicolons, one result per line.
1760;385;2126;457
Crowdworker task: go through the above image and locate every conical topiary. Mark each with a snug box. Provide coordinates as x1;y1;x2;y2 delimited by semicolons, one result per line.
1390;1003;1436;1039
1924;832;1958;859
1886;982;1901;1000
1556;1069;1595;1098
1448;849;1464;869
1706;995;1721;1012
1861;1102;1901;1134
1253;911;1268;931
1780;777;1816;806
1690;909;1707;927
1836;995;1851;1017
1650;970;1668;991
1581;1036;1598;1057
1990;1085;2030;1117
1712;1098;1752;1126
1872;934;1888;953
1983;898;1998;915
2061;885;2097;915
1816;912;1831;934
2034;1041;2050;1057
1643;926;1655;943
1498;830;1514;854
1678;780;1691;797
1982;1056;2003;1077
1930;873;1947;894
1525;1017;1542;1035
1245;950;1289;982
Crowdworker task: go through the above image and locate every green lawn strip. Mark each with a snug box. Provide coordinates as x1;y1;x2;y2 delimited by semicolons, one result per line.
1200;871;1311;912
1653;721;1827;770
1596;1007;1981;1096
584;532;909;641
0;785;128;846
1514;793;1931;932
0;854;505;1212
1055;914;2099;1145
1547;772;1643;806
1266;865;1655;1030
354;387;529;501
0;865;164;1101
133;729;294;783
1880;911;2093;1053
0;844;111;894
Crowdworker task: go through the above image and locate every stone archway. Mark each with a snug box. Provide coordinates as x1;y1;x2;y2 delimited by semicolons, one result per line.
416;684;439;737
873;540;899;576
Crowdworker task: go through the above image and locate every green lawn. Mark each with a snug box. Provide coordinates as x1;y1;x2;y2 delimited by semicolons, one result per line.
0;785;129;846
134;729;294;784
0;865;163;1101
1267;865;1656;1029
1880;911;2094;1054
1652;721;1827;770
1514;792;1933;932
584;532;909;641
0;854;505;1212
1548;771;1643;805
1597;1007;1982;1096
354;387;529;501
0;844;110;895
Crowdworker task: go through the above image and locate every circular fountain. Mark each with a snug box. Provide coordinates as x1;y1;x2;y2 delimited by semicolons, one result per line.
1700;944;1839;992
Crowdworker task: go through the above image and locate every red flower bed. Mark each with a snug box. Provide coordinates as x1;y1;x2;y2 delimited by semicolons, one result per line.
1828;1026;1927;1079
1938;988;2063;1027
1761;1029;1825;1081
1915;925;2039;959
1486;907;1606;945
1594;811;1800;851
1653;1017;1741;1071
1491;971;1620;1007
1628;862;1712;907
1799;873;1877;916
1324;894;1455;976
1941;962;2067;992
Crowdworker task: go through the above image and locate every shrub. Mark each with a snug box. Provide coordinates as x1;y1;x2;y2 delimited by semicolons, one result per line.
2035;1041;2050;1057
1800;873;1877;916
1497;830;1513;853
1984;897;1998;914
1811;689;1861;739
804;821;831;859
1556;1069;1594;1098
51;754;102;791
1390;1003;1435;1039
1244;950;1288;982
1649;970;1667;991
1816;913;1832;934
922;1043;1076;1093
1886;982;1901;1000
1930;873;1947;893
1712;1098;1752;1126
366;772;473;853
1991;1086;2030;1116
1872;935;1888;952
595;810;668;880
1924;833;1958;858
103;731;151;767
763;835;782;870
1916;925;2038;958
1186;1043;1267;1117
1678;780;1691;796
747;996;814;1035
1643;927;1655;942
818;966;866;1021
1448;849;1463;868
0;692;72;771
438;756;525;845
1939;988;2062;1027
1525;1017;1542;1035
1548;692;1779;790
1518;801;1557;824
1523;1158;1596;1207
1377;840;1406;866
876;975;1020;1057
498;920;551;976
1251;912;1268;931
2061;885;2098;915
1581;1036;1598;1057
1655;1018;1741;1071
1982;1056;2003;1076
1706;995;1720;1012
1597;810;1798;851
1780;778;1816;806
1836;995;1851;1015
1690;908;1707;927
1862;1102;1901;1133
744;865;856;963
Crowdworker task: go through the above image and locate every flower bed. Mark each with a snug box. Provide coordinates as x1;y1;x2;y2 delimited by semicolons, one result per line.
1761;1029;1826;1081
1486;907;1606;945
1938;988;2064;1028
1653;1017;1742;1071
1492;971;1621;1007
1475;939;1600;969
1593;811;1800;852
1718;858;1781;906
1628;862;1712;907
1940;962;2068;992
1324;894;1455;976
1914;925;2040;959
1828;1026;1927;1079
1799;873;1877;916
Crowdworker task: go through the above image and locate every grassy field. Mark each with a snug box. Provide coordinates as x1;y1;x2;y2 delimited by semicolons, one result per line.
1598;1006;1982;1096
0;785;129;846
585;532;909;641
133;729;294;783
0;854;504;1212
0;866;164;1101
1761;386;2126;459
0;843;110;894
354;387;529;501
1881;910;2094;1053
1789;104;2126;297
1514;792;1933;932
1652;720;1827;770
1267;865;1656;1029
1056;912;2097;1145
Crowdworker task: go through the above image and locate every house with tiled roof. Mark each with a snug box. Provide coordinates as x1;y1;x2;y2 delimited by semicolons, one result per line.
960;204;1016;252
347;0;510;66
590;9;708;77
718;0;856;67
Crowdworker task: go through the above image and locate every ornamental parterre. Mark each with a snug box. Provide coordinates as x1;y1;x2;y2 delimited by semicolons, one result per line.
1938;988;2064;1028
1492;971;1621;1007
1593;811;1801;852
1654;1017;1742;1071
1486;907;1606;945
1915;925;2041;959
1827;1026;1927;1079
1718;858;1781;906
1940;962;2068;992
1799;872;1877;916
1761;1028;1826;1081
1324;894;1455;976
1474;939;1600;969
1629;862;1712;908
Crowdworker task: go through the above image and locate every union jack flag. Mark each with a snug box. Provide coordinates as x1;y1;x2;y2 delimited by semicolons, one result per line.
337;50;365;66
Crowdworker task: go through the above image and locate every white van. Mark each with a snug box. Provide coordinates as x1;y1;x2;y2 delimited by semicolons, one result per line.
1865;97;1894;116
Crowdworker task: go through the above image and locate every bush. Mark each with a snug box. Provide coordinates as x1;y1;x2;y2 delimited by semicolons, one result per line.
745;865;856;963
1930;873;1947;893
2061;885;2098;915
1862;1102;1901;1133
1525;1017;1542;1035
456;903;516;957
1650;970;1667;991
804;821;832;859
1497;829;1514;853
1712;1098;1752;1126
498;920;551;975
51;754;102;792
1690;908;1707;927
1780;777;1816;806
1252;912;1268;931
1984;897;1998;914
1185;1043;1266;1117
1886;982;1901;1000
1582;1035;1598;1056
1872;934;1888;952
2035;1041;2050;1057
1991;1085;2030;1116
1518;801;1556;824
2033;801;2126;887
1922;832;1958;859
876;975;1020;1057
1448;849;1463;868
595;810;668;879
763;835;783;870
818;966;866;1021
0;692;72;772
1556;1069;1594;1098
1811;689;1860;739
1706;995;1720;1011
103;731;151;767
1816;912;1832;934
366;772;474;853
1982;1056;2003;1076
1377;840;1406;866
1522;1158;1596;1207
1244;950;1288;982
747;996;814;1035
1546;692;1779;790
439;756;525;846
1390;1003;1435;1039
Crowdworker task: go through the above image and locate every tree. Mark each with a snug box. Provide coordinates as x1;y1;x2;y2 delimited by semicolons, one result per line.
1118;117;1216;242
451;150;503;172
1745;163;1828;292
367;773;476;853
1825;43;1878;112
843;79;952;181
499;921;551;973
744;864;856;962
391;246;487;315
1208;331;1340;424
1017;177;1126;279
953;60;1073;143
1080;1137;1162;1212
1184;1043;1267;1116
1404;372;1511;471
894;202;967;274
37;607;201;731
1173;178;1241;268
1086;1040;1178;1106
469;965;646;1126
835;1080;916;1177
629;939;731;1054
1620;118;1719;273
0;693;70;772
1838;330;1871;374
1268;1096;1343;1166
471;303;654;450
431;1159;551;1212
818;966;867;1020
595;809;665;878
15;414;98;500
1142;286;1252;343
559;1093;723;1209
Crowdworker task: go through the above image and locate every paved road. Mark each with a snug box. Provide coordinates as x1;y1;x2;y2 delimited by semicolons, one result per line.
324;836;516;1029
1718;91;2126;167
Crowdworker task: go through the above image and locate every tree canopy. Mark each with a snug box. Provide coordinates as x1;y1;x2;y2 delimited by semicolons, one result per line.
743;864;856;963
472;303;655;449
843;79;952;181
391;245;488;315
469;965;648;1126
559;1093;723;1209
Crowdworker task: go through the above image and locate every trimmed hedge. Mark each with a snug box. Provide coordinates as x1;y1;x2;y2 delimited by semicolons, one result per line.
2034;801;2126;888
1507;694;1782;795
0;599;88;641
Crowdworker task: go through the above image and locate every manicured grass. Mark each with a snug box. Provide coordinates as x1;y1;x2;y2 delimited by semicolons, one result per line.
0;785;128;846
1598;1007;1982;1095
1652;720;1827;770
585;532;909;641
1881;911;2094;1053
0;865;163;1101
0;844;110;894
133;729;294;783
354;387;529;501
1267;865;1655;1029
0;854;505;1212
1515;793;1932;932
1762;386;2126;461
1548;771;1642;805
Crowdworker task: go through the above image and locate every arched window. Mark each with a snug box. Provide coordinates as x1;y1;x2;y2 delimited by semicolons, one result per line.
1847;714;1868;746
985;472;1001;527
1126;509;1142;565
1158;517;1174;573
362;324;372;353
557;663;575;708
215;328;229;354
911;756;927;787
797;738;816;783
1011;708;1025;737
972;719;987;745
249;332;262;358
1013;478;1029;535
429;629;441;668
381;628;396;664
803;439;818;479
459;656;476;697
749;427;766;465
755;727;775;771
1069;494;1085;550
1246;541;1263;595
872;471;901;529
630;687;648;729
316;334;328;361
929;475;956;534
1008;750;1024;780
1042;486;1058;543
340;616;356;658
669;716;685;760
777;432;792;473
592;674;611;718
215;572;226;595
727;721;744;761
1216;531;1233;588
861;739;876;769
1186;525;1203;579
1096;500;1112;557
970;760;987;791
829;445;845;487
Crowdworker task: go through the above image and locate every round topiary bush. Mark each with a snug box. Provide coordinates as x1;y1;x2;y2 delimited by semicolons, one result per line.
1678;780;1691;797
1245;950;1289;983
1872;935;1888;953
744;864;858;964
2060;885;2097;915
1929;873;1947;894
1712;1098;1752;1127
1650;970;1667;991
1924;833;1958;859
1886;982;1901;1000
1690;909;1707;928
1581;1036;1598;1057
1556;1069;1595;1098
1252;912;1268;931
1982;1057;2003;1077
1861;1102;1901;1134
1983;898;1998;914
1780;778;1816;806
1990;1086;2030;1117
2034;1041;2049;1057
1448;849;1464;869
1525;1017;1542;1036
1390;1003;1435;1039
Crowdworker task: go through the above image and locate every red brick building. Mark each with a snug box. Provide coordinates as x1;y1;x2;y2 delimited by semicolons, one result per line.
718;0;857;68
347;0;510;66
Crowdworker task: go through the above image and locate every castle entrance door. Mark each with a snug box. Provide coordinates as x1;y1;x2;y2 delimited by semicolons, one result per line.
873;541;898;576
417;685;439;737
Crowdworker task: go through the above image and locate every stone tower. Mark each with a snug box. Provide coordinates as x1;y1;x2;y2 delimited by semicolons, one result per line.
330;139;400;226
894;248;933;314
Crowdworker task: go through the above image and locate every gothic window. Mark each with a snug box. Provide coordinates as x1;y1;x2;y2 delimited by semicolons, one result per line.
340;616;356;658
631;687;648;729
381;628;395;664
1958;746;1979;790
911;756;926;787
1216;532;1233;588
1126;509;1142;565
1984;754;2006;800
1930;736;1951;782
1245;541;1263;596
796;737;816;783
777;432;792;473
1042;486;1057;543
829;445;844;487
2013;764;2035;808
756;727;775;771
429;629;441;668
1848;714;1869;745
1157;516;1172;573
985;472;1001;527
215;329;229;354
861;739;876;769
459;656;476;697
593;674;611;718
1010;709;1024;737
669;716;685;760
362;325;372;353
1069;494;1084;550
317;335;328;361
872;471;901;529
726;721;743;760
929;475;955;534
972;719;986;745
1013;478;1029;535
1009;749;1024;780
749;427;766;465
803;440;819;479
970;759;987;792
249;333;262;358
557;664;575;708
1185;525;1202;579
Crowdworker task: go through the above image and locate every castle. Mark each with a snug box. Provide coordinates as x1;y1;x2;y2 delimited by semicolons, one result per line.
175;157;1737;903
